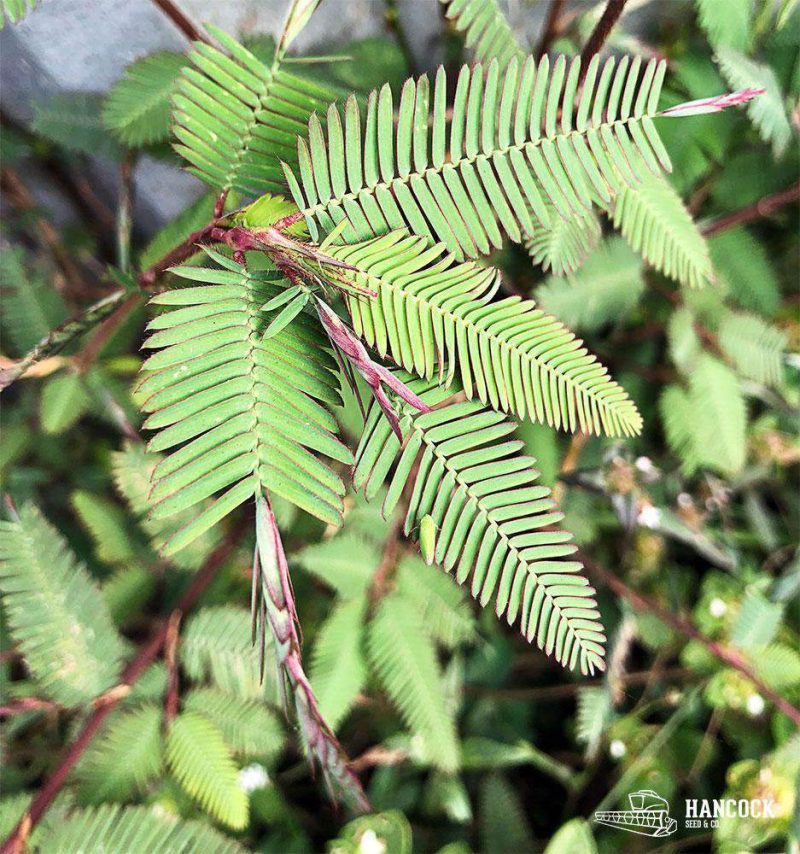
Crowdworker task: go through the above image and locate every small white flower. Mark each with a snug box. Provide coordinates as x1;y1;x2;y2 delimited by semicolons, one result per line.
708;597;728;619
746;694;765;717
637;505;661;529
635;456;653;473
609;739;627;759
358;829;387;854
239;763;270;793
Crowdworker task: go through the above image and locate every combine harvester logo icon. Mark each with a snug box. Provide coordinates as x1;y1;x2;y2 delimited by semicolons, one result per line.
594;790;678;837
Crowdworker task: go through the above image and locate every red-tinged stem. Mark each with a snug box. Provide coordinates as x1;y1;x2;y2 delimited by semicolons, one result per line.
579;0;628;83
163;611;182;724
0;698;59;717
582;553;800;728
138;223;217;288
150;0;209;43
536;0;566;58
0;519;247;854
701;181;800;237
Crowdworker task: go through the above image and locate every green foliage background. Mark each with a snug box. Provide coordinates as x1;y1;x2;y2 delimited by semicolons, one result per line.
1;0;799;851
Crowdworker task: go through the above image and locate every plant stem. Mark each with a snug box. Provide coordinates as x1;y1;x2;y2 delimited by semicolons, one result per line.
536;0;566;58
163;611;182;724
75;293;141;371
138;222;217;287
579;0;628;83
150;0;208;43
701;181;800;236
0;290;128;391
582;553;800;728
116;153;136;274
0;167;88;298
0;519;247;854
384;0;416;76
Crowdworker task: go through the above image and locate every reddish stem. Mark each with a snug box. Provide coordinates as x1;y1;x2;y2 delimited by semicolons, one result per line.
701;181;800;237
536;0;566;58
579;0;628;83
582;553;800;728
138;223;217;288
0;519;247;854
150;0;208;43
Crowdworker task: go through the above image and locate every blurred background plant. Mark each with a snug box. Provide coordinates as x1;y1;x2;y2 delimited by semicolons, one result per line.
1;0;798;851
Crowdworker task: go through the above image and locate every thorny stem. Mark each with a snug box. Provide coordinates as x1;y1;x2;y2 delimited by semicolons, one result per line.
254;495;370;813
579;0;628;83
582;553;800;728
0;519;247;854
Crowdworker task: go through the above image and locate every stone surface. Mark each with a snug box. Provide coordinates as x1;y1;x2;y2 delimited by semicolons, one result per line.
0;0;438;232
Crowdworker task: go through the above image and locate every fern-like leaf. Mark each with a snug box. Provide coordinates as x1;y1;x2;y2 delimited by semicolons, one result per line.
0;247;67;355
729;591;782;649
354;377;606;675
76;705;163;804
395;556;477;649
39;371;90;435
294;531;378;597
111;441;221;571
536;237;644;332
716;48;793;156
183;688;284;759
709;228;780;317
35;804;247;853
367;592;460;772
0;504;125;706
137;248;351;554
525;202;602;277
72;490;142;566
695;0;753;52
719;311;786;387
286;54;672;259
329;231;641;436
440;0;525;68
166;711;249;830
103;52;186;146
608;167;713;288
31;94;121;159
660;354;747;475
480;774;534;854
309;596;368;730
575;686;613;760
180;606;274;699
172;24;336;195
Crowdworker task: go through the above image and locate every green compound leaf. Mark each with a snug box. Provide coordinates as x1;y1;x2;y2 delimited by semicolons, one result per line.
354;376;606;675
103;52;186;146
0;504;125;706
